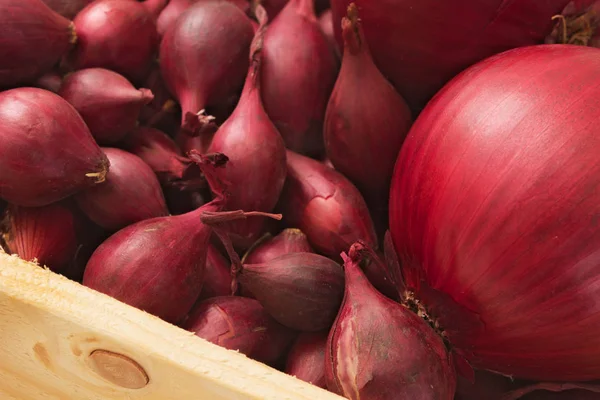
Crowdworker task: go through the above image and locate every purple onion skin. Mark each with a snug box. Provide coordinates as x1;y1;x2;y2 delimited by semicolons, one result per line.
0;88;109;207
159;1;254;134
70;0;159;83
75;148;168;231
41;0;93;18
325;248;456;400
239;252;344;332
243;228;313;264
0;0;75;87
285;331;328;388
197;245;232;301
83;200;222;324
183;296;296;366
277;150;377;259
59;68;154;144
260;0;338;157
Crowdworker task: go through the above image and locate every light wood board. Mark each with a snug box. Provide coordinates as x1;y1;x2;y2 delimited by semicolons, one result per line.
0;251;343;400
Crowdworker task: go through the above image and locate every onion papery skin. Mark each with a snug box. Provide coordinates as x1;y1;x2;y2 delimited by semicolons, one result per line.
389;44;600;381
42;0;93;18
159;1;254;135
75;148;168;231
59;68;154;144
329;0;584;111
261;0;338;157
324;5;411;211
0;88;109;207
70;0;159;83
0;0;75;88
278;150;377;259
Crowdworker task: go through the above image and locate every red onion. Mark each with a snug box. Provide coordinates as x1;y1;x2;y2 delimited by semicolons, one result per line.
207;14;287;249
0;0;76;87
156;0;250;38
546;1;600;48
261;0;338;157
34;70;63;93
285;331;328;388
389;45;600;381
183;296;296;366
0;88;109;207
329;0;591;111
83;153;280;323
75;148;168;231
196;245;231;301
69;0;159;83
1;200;98;278
41;0;93;18
120;127;202;189
243;228;313;264
325;244;456;400
318;9;339;57
324;4;411;210
236;252;344;331
277;150;377;259
159;1;254;135
59;68;154;144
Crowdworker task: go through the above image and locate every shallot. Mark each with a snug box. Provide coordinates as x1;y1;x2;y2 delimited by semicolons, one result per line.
0;0;76;87
261;0;337;157
243;228;313;264
183;296;296;366
159;1;254;135
325;244;456;400
0;88;109;207
59;68;154;144
236;252;345;331
75;148;168;231
69;0;159;83
277;150;377;259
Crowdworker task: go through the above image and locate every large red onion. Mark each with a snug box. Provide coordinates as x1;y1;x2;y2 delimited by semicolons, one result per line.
0;0;76;87
325;244;456;399
159;1;254;135
183;296;296;366
59;68;154;144
261;0;338;157
69;0;159;83
329;0;594;111
0;88;109;207
236;252;344;331
389;45;600;381
207;14;287;249
75;148;168;231
277;150;377;259
324;4;411;210
41;0;93;18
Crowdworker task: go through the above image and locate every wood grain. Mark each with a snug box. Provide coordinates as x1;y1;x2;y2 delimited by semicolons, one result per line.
0;251;343;400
